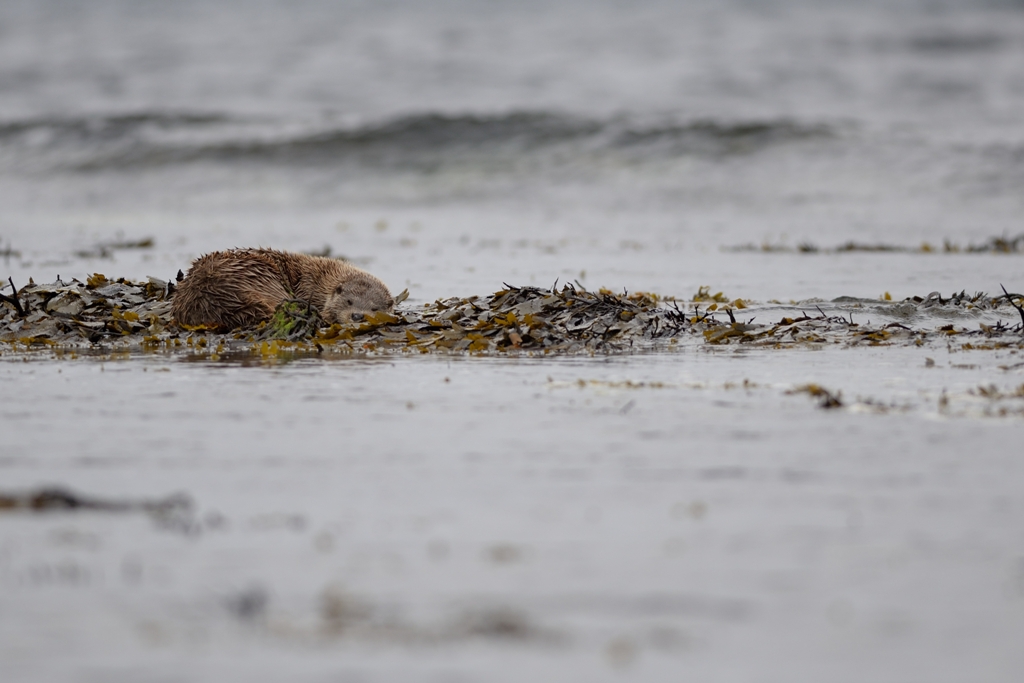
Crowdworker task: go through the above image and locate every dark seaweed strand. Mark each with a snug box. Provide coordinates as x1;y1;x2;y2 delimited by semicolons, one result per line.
0;277;26;317
1000;284;1024;330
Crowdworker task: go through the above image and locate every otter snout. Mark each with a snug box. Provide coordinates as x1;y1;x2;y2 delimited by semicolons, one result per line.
324;273;394;325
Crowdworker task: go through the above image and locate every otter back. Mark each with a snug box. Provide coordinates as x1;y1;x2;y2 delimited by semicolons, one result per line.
171;248;392;330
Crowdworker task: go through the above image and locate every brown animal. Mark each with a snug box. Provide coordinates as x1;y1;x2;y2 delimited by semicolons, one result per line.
171;248;394;330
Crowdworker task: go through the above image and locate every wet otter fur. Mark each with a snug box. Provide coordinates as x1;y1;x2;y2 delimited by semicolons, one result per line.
171;248;394;330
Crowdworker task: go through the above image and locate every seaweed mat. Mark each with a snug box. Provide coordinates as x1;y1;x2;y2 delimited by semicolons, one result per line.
1;274;1023;357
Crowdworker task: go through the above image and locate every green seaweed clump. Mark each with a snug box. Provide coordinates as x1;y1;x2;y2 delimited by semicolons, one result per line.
262;300;323;341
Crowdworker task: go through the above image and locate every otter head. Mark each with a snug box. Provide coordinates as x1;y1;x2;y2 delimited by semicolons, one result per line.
323;274;394;324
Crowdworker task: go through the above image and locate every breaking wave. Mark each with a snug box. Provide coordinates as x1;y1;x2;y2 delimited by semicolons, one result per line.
0;110;833;173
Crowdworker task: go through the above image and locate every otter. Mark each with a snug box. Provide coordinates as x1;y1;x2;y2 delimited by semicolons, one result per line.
171;248;394;330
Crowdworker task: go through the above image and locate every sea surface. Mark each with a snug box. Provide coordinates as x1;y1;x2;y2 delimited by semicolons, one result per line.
2;1;1024;681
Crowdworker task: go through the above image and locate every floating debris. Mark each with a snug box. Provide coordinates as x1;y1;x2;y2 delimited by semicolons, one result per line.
0;486;198;535
74;236;155;259
787;384;844;409
0;240;20;261
0;486;182;512
0;485;191;522
1;274;1022;357
971;383;1024;400
225;586;270;622
302;244;353;260
314;586;559;645
725;235;1024;255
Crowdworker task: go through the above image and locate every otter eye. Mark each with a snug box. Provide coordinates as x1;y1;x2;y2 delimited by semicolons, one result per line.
335;285;345;294
346;299;354;306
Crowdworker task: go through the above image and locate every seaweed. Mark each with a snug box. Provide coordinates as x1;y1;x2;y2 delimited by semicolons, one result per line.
0;486;188;514
1;274;1022;357
314;283;692;354
0;277;26;316
261;299;324;341
1001;284;1024;328
0;486;194;532
74;236;155;259
725;234;1024;255
787;384;844;409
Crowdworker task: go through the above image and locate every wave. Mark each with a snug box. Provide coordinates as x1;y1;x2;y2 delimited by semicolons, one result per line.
0;110;833;172
0;112;229;140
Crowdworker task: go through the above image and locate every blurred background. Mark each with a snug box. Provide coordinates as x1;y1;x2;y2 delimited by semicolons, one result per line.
1;0;1023;299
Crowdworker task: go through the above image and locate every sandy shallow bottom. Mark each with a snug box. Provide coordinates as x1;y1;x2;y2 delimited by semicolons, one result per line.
1;340;1023;682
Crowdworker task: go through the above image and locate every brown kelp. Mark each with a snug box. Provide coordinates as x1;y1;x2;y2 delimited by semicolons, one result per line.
2;274;1023;357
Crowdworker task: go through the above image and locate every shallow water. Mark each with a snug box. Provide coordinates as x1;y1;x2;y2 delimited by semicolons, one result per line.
2;349;1024;681
2;1;1024;681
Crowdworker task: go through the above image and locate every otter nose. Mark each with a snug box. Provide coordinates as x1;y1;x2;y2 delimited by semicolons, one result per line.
351;312;365;322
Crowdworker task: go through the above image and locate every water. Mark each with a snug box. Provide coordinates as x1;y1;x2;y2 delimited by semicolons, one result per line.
2;1;1024;681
